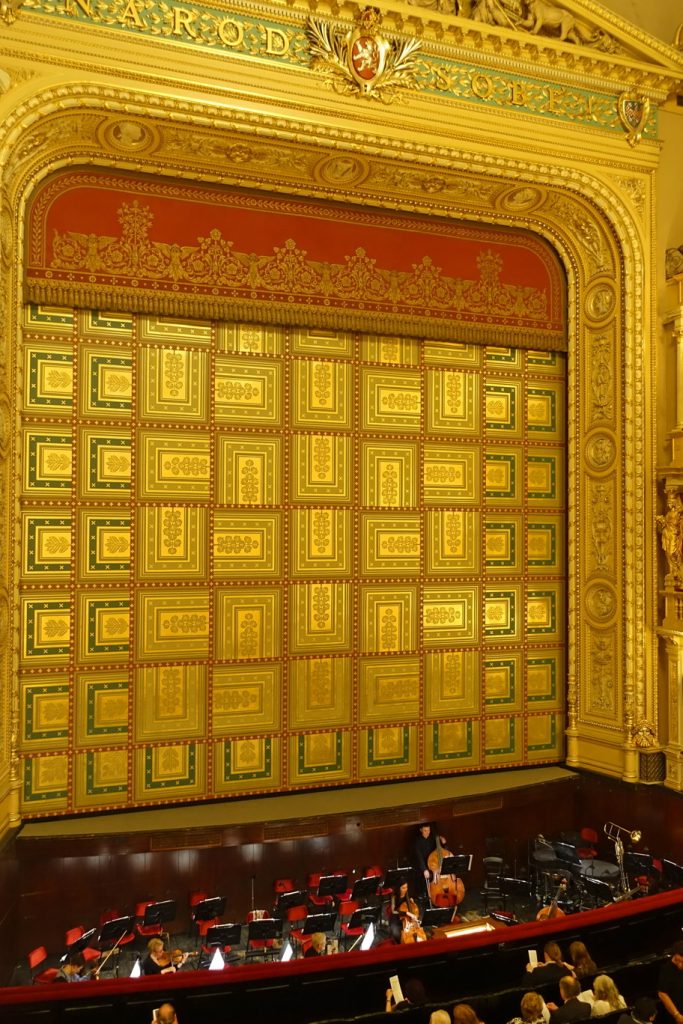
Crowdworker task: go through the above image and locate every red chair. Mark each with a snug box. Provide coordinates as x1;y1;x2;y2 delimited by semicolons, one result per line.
286;904;309;953
338;900;363;951
64;926;101;968
307;872;334;910
189;891;209;936
274;877;295;896
28;946;58;984
134;900;164;940
576;827;599;860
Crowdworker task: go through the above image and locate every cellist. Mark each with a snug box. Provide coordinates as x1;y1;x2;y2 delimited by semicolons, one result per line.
394;881;427;944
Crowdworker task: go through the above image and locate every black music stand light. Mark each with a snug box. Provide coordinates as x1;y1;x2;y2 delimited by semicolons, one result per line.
98;915;135;950
275;889;308;913
582;876;614;907
142;899;177;928
193;897;226;922
385;867;414;891
440;854;473;874
204;923;242;948
420;907;453;928
662;859;683;888
316;874;348;898
624;852;653;876
351;875;380;902
302;911;338;934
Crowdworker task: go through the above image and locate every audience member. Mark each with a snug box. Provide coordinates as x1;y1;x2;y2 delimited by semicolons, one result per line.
453;1003;484;1024
385;977;427;1013
547;976;592;1024
567;942;597;980
527;942;574;984
508;991;548;1024
152;1005;178;1024
617;997;657;1024
659;941;683;1024
430;1013;451;1024
577;975;626;1016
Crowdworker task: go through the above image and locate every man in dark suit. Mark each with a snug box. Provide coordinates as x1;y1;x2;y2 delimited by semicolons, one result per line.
548;976;591;1024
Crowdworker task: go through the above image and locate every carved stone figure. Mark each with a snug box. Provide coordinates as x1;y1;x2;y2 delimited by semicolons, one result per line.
468;0;619;51
666;246;683;280
657;492;683;587
470;0;524;30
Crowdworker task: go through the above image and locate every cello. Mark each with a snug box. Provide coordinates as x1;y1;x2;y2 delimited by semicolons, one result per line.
394;882;427;943
536;877;567;920
427;835;465;909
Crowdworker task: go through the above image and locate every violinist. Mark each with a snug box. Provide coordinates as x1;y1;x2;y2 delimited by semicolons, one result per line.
55;953;89;982
142;938;189;975
394;881;427;944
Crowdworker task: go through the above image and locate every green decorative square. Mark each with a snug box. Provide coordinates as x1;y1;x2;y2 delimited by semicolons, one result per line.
485;659;516;706
528;717;557;751
224;738;272;781
367;727;410;767
528;522;557;567
431;721;473;761
527;591;557;635
23;759;68;802
485;718;516;756
486;520;517;568
486;347;518;365
528;455;556;500
527;387;557;432
485;590;517;638
27;434;72;490
25;600;70;657
87;681;129;736
527;658;557;703
486;383;517;431
88;435;131;491
25;516;71;573
89;355;132;410
26;304;74;326
144;744;197;789
86;751;128;794
485;453;516;499
87;599;130;655
297;733;343;774
88;517;131;572
28;350;73;407
24;683;69;740
528;352;558;367
91;311;133;330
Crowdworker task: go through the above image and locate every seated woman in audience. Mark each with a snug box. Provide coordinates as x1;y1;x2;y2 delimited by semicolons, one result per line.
567;942;597;980
578;975;627;1016
508;991;549;1024
384;977;427;1013
430;1013;451;1024
453;1003;485;1024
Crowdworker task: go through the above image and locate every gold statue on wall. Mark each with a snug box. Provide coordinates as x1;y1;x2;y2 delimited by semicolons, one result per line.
657;492;683;589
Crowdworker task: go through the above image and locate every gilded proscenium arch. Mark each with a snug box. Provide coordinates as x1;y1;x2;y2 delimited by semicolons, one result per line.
0;88;649;821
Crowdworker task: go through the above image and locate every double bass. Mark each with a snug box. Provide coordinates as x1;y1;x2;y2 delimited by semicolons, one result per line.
427;836;465;909
536;877;567;920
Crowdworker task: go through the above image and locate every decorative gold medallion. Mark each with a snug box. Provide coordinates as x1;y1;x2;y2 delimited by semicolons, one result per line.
617;92;650;148
306;6;421;102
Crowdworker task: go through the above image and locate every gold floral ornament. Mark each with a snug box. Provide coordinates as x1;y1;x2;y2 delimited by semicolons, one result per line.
306;6;421;102
617;92;651;148
0;0;23;25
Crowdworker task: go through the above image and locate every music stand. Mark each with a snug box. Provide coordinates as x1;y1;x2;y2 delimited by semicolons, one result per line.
275;890;308;913
142;899;177;928
246;917;282;960
193;897;226;922
205;923;241;948
65;927;97;956
582;876;614;906
98;915;134;949
501;876;532;913
662;859;683;888
440;854;473;874
554;842;582;867
351;875;380;901
420;907;454;928
347;906;380;930
624;852;653;875
385;867;414;891
302;912;338;934
316;874;348;898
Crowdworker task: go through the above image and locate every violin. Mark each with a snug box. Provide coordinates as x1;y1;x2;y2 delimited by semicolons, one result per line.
154;948;197;972
427;835;465;908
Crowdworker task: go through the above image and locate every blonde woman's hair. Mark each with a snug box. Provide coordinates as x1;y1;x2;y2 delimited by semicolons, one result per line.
521;992;544;1022
430;1013;451;1024
593;975;622;1010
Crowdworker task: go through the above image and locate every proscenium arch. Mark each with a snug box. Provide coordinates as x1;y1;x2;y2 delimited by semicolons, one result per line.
0;85;652;825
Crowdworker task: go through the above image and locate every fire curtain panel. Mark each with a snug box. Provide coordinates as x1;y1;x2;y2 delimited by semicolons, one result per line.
17;310;566;815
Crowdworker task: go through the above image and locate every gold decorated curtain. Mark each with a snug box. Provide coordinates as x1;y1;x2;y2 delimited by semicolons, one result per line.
18;307;565;815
